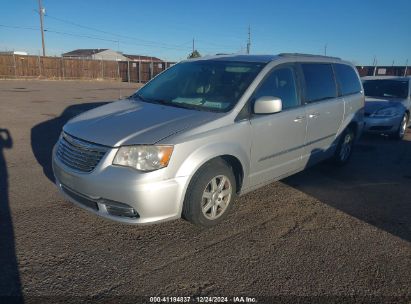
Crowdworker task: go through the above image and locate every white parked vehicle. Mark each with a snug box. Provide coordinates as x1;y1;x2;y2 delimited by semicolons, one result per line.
53;54;364;227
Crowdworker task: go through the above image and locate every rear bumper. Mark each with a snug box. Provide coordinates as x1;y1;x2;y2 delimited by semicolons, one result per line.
52;145;189;224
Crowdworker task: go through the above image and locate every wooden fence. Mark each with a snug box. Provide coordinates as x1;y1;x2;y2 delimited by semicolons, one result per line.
0;54;175;82
1;54;409;81
357;66;410;77
118;61;174;83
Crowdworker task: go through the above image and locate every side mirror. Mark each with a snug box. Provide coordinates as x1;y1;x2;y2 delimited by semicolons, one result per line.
254;96;282;114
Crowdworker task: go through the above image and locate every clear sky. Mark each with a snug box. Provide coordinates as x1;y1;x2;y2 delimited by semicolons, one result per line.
0;0;410;65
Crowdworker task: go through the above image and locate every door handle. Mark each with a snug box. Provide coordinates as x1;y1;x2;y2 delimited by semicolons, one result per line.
309;112;320;119
294;115;305;122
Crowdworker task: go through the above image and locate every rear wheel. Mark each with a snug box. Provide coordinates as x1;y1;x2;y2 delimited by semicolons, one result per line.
333;127;355;165
182;159;236;227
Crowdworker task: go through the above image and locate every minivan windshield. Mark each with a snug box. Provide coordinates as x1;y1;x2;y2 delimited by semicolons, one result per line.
133;60;264;112
363;79;409;99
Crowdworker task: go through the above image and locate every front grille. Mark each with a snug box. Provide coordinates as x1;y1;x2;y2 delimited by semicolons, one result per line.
369;125;393;131
56;132;108;173
61;184;139;218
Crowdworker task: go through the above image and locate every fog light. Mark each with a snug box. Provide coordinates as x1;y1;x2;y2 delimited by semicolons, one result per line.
103;200;139;218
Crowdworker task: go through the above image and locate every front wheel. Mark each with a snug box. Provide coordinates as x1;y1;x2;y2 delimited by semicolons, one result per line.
182;159;236;227
392;113;408;140
333;127;355;165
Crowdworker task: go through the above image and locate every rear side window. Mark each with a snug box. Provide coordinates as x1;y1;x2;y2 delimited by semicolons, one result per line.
334;64;361;96
252;66;299;110
302;63;337;102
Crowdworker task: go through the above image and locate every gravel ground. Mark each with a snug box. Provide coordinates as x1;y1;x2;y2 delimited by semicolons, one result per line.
0;80;410;304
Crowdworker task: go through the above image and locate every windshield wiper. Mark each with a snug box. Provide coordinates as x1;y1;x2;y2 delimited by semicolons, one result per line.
131;93;149;103
132;94;169;105
131;94;219;112
149;98;171;105
168;102;223;112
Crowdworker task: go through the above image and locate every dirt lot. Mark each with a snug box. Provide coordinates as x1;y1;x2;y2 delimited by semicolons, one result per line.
0;80;410;303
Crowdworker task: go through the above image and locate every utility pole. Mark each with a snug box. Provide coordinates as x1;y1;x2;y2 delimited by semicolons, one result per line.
324;44;327;56
373;56;377;76
38;0;46;56
192;37;195;54
246;25;251;54
404;59;408;77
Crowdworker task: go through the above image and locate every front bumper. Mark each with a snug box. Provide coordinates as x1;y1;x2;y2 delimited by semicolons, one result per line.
363;115;403;134
52;145;189;224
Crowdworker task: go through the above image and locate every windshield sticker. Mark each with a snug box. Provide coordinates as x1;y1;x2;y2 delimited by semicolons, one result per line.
172;97;204;105
203;102;230;109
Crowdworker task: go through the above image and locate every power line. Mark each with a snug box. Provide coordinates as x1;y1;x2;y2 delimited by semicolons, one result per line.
0;25;236;55
0;24;39;31
44;14;190;49
44;29;120;43
44;29;192;51
195;39;239;49
44;14;240;53
0;24;191;52
1;17;240;56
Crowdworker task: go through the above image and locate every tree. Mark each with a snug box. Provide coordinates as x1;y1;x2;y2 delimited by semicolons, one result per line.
188;50;201;59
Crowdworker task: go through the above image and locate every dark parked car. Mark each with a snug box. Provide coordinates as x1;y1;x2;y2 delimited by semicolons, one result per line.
362;76;411;139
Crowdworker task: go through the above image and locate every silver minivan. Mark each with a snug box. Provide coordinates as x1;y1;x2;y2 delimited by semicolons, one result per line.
52;54;364;227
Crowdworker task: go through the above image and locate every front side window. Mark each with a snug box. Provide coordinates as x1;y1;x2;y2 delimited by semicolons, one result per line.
252;66;299;110
363;80;409;99
134;60;264;112
334;64;362;96
302;63;337;102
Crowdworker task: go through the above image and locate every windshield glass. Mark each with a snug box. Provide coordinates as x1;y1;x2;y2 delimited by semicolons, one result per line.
363;80;409;99
133;60;265;112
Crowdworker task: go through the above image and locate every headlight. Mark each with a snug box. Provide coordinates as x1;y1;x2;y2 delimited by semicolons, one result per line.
113;145;174;171
371;107;398;117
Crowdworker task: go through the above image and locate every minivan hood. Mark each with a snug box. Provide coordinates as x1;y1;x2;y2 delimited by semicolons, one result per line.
364;97;406;114
63;99;220;147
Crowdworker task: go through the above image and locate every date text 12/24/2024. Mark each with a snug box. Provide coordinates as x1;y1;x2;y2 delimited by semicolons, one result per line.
149;296;257;303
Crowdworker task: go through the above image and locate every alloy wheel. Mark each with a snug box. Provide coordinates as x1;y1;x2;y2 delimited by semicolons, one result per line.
399;115;407;138
339;132;353;162
201;175;232;220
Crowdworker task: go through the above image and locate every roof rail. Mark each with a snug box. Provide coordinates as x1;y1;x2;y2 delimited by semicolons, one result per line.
279;53;341;60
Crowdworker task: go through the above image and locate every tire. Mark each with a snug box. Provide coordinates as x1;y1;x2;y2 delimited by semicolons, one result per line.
392;113;408;140
333;127;355;166
182;159;237;227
